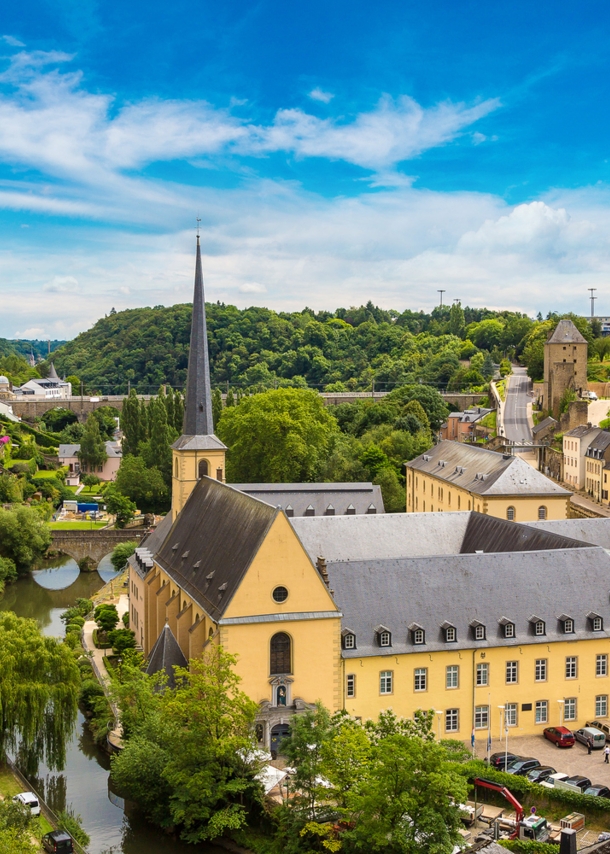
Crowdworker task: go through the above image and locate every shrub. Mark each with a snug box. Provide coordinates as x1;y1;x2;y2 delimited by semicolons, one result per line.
108;628;136;655
57;807;90;849
79;678;106;711
65;624;81;635
67;616;85;628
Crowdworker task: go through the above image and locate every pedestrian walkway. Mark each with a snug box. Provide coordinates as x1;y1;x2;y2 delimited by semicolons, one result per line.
570;491;610;518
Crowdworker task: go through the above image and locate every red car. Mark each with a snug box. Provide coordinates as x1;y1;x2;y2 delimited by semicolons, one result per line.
543;726;575;747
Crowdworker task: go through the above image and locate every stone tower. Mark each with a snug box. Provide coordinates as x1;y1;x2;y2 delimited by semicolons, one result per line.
543;319;588;418
171;235;226;520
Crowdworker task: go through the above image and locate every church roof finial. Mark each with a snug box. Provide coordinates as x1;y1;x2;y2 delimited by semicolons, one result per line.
183;232;214;435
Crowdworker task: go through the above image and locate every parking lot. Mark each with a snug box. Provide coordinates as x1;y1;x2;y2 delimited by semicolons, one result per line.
476;734;610;787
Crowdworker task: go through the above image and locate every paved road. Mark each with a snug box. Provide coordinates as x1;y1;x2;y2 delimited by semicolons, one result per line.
502;367;533;446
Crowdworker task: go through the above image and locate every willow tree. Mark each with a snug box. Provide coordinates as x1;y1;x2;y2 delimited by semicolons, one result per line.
0;612;80;769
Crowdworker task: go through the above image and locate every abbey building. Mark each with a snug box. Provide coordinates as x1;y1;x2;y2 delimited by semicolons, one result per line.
129;238;610;750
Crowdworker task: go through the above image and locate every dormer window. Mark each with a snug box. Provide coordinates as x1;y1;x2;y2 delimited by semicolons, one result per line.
305;504;315;516
285;505;294;518
441;621;457;643
409;623;425;645
559;614;574;634
499;617;515;639
342;628;356;650
325;504;335;516
366;504;377;514
588;612;604;631
470;620;486;641
528;615;545;636
346;504;356;515
375;625;392;647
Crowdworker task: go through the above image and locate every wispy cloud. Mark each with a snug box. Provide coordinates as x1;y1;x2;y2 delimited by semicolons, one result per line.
2;35;25;47
308;87;334;104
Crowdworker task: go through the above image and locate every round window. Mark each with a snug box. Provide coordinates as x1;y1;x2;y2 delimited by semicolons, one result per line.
272;586;288;603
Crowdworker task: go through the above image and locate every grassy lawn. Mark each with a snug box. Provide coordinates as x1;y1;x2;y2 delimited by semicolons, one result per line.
34;468;65;479
479;411;497;431
49;521;107;530
0;763;54;838
495;379;506;401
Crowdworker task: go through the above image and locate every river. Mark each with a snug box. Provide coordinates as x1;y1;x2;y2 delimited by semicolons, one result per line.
0;556;224;854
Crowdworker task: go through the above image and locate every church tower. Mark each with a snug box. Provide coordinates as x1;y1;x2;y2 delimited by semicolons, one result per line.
171;235;227;520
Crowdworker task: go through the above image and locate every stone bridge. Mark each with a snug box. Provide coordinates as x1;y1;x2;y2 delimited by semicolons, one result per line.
50;528;147;569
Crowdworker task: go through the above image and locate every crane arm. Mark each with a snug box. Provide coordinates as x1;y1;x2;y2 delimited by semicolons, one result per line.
474;777;524;826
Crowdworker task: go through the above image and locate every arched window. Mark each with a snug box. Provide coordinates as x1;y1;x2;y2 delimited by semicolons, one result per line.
270;632;292;674
198;459;209;479
538;506;547;520
507;506;515;521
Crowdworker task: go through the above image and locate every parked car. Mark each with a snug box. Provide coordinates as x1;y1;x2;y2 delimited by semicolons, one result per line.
584;785;610;798
42;831;74;854
564;775;592;792
543;726;575;747
540;772;569;789
13;792;40;816
586;720;610;742
526;765;556;784
583;391;598;400
505;757;541;776
489;751;519;770
575;727;606;749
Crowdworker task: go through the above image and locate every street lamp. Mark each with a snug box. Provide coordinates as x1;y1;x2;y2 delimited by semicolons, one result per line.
557;699;565;728
435;710;443;741
498;705;508;769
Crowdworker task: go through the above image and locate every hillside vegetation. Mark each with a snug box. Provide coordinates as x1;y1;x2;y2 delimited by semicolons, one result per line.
42;301;540;395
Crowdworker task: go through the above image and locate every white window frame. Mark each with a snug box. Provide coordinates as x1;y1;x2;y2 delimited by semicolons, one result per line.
474;705;489;729
564;619;574;634
535;658;547;682
538;506;547;520
597;654;608;677
414;667;427;692
446;665;459;689
413;628;425;645
596;695;608;717
535;700;548;724
565;656;577;679
445;708;459;733
506;660;518;684
535;620;545;636
344;633;355;650
346;674;356;698
445;626;456;643
475;624;485;641
593;616;603;632
506;506;515;521
380;670;393;695
504;622;515;639
379;631;391;647
564;698;577;721
476;663;489;687
505;703;517;727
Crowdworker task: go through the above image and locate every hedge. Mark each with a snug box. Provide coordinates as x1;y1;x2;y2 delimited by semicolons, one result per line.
463;759;610;817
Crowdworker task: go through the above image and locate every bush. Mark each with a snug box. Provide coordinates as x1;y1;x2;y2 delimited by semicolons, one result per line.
108;628;136;655
110;540;138;572
65;624;81;635
122;612;129;628
57;807;90;849
79;678;105;711
67;616;85;628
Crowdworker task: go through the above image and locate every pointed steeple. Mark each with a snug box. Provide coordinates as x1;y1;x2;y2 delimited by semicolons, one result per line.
48;362;59;380
184;235;214;435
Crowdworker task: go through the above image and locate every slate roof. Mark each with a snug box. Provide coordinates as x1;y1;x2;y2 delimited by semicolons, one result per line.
531;416;557;436
230;482;384;517
526;518;610;549
183;235;214;436
47;363;59;380
154;477;278;620
130;513;173;579
146;622;188;687
547;319;588;344
564;425;599;439
586;430;610;458
172;434;226;451
406;440;571;497
58;441;121;458
447;408;492;424
330;546;610;657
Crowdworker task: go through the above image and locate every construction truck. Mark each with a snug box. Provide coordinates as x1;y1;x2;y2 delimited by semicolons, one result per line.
474;778;551;843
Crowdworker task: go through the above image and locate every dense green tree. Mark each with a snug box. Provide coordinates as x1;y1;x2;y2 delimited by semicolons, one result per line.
212;388;222;428
78;413;108;472
110;540;138;571
173;389;184;432
121;389;141;456
0;612;80;768
0;506;51;574
466;318;504;351
111;646;261;842
115;455;169;513
103;484;136;528
448;302;465;338
143;397;173;486
217;388;338;482
386;385;449;431
42;407;78;432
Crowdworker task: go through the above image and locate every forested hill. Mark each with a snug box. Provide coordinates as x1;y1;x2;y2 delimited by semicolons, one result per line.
38;301;544;395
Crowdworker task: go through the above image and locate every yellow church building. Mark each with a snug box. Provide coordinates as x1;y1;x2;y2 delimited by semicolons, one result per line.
129;237;610;751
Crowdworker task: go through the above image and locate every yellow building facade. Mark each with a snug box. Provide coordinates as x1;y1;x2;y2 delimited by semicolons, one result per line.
406;440;571;522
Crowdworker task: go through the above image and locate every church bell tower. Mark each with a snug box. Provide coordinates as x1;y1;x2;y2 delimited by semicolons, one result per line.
171;234;226;520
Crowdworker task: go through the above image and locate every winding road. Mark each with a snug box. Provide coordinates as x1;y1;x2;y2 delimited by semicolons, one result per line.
502;366;533;448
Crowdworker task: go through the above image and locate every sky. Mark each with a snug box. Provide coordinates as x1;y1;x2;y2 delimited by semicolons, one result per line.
1;1;610;339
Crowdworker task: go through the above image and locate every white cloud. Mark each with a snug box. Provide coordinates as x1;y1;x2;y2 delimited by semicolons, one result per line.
239;282;267;293
309;87;334;104
42;275;79;293
2;35;25;47
15;327;45;338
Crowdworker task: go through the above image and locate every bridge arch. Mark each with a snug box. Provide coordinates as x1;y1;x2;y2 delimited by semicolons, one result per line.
50;529;146;570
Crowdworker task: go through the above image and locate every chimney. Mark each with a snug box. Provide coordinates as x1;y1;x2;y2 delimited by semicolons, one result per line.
559;829;576;854
316;556;329;587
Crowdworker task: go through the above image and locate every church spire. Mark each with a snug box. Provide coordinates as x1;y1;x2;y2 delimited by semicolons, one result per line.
183;234;214;436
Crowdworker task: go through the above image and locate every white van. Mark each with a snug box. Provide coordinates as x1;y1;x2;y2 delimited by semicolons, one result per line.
13;792;40;816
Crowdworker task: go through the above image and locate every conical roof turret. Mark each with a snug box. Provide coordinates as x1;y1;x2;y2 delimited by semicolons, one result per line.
184;235;214;435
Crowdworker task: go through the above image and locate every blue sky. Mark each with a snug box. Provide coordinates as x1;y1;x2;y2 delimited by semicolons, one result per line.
1;1;610;338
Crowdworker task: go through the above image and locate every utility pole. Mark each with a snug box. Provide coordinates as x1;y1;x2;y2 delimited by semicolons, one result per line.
438;290;446;307
589;288;597;318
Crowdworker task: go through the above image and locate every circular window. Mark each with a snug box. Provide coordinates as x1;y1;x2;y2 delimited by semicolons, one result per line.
272;586;289;603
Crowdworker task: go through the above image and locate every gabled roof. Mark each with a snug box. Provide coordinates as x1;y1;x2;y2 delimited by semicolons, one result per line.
526;518;610;549
531;416;557;436
547;319;588;344
406;440;571;497
564;425;599;439
154;477;278;621
146;622;188;687
586;430;610;457
231;482;384;516
58;440;121;458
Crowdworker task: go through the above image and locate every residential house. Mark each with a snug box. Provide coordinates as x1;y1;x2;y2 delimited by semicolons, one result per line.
405;440;571;522
584;431;610;503
58;441;122;485
439;407;492;442
563;425;600;490
15;364;71;399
